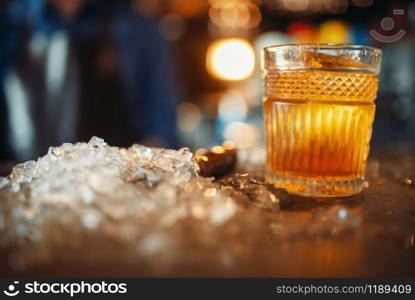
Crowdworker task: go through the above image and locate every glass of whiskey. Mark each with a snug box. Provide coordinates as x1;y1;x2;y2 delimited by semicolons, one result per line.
262;44;382;197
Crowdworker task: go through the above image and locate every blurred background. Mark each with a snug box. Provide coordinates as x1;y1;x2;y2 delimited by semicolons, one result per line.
1;0;415;164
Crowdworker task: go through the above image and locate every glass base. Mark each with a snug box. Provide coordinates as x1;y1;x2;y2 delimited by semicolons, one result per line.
265;171;364;198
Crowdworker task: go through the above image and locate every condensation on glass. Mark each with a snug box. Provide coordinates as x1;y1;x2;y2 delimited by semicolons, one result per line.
262;44;382;197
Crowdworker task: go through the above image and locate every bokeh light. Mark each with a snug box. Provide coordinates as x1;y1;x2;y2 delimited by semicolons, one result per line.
287;21;317;43
223;122;259;149
282;0;309;12
317;20;350;43
177;102;202;132
209;0;262;29
218;90;248;122
206;38;255;81
272;0;355;14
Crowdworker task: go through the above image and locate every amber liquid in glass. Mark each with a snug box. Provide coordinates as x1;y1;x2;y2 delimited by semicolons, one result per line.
264;70;378;197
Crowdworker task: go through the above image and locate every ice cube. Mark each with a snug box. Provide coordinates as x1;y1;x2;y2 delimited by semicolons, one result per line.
303;50;369;70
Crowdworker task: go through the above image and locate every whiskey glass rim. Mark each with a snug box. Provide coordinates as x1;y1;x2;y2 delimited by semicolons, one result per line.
263;43;382;54
262;43;382;74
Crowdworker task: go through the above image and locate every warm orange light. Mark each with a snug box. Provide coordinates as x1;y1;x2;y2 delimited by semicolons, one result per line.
206;38;255;81
209;0;262;29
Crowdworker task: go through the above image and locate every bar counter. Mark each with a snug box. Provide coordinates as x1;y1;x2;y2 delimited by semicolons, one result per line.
0;146;414;277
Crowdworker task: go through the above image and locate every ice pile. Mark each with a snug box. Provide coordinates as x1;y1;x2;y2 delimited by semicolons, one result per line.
0;137;238;243
0;137;362;274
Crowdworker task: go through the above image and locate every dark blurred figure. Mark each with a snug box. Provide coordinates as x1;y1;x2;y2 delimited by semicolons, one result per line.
0;0;177;162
